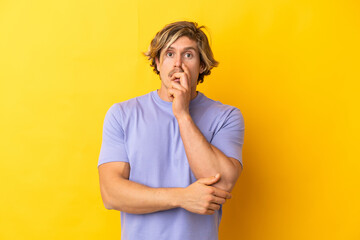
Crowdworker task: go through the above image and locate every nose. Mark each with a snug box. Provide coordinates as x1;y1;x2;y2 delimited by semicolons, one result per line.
174;53;182;67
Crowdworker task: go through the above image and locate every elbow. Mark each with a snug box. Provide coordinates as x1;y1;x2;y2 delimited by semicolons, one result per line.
100;189;122;211
225;182;235;193
212;177;238;193
104;204;112;210
221;179;237;193
205;169;241;192
103;199;114;210
101;194;115;210
219;166;243;193
102;196;124;211
224;159;243;192
102;195;136;213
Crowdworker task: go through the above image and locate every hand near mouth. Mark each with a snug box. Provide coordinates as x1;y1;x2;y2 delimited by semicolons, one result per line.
168;63;192;119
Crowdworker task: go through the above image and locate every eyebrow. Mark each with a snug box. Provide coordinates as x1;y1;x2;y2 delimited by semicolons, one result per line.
167;46;197;52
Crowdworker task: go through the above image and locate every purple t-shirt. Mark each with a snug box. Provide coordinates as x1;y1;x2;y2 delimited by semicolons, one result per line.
98;90;245;240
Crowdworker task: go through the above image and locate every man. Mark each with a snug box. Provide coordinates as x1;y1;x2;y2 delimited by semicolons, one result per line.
98;21;245;240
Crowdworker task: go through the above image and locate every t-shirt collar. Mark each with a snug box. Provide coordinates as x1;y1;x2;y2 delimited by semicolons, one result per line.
151;89;204;109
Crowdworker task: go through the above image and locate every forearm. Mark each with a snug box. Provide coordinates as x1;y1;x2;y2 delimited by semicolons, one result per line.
177;114;240;191
102;177;183;214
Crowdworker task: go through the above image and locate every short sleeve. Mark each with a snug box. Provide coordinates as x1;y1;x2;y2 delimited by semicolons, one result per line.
211;108;245;167
98;104;129;167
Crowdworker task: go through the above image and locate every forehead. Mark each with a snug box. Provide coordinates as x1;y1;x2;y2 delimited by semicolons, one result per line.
164;36;198;52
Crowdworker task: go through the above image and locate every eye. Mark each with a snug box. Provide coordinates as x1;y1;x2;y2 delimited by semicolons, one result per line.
184;53;193;58
166;52;174;57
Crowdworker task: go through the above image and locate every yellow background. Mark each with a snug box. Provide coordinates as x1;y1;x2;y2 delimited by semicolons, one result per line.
0;0;359;239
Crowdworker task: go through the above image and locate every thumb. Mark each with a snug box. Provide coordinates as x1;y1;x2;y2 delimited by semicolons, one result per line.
197;173;221;185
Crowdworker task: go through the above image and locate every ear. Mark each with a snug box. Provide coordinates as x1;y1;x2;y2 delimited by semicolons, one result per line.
155;57;160;72
200;63;205;74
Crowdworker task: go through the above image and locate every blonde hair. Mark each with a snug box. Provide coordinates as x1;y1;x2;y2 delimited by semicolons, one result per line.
144;21;219;84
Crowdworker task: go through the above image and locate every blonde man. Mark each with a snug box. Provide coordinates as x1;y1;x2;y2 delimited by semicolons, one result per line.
98;21;245;240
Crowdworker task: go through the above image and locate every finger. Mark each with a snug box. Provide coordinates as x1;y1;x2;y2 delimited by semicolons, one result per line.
168;88;176;101
168;68;184;78
170;81;186;92
172;71;189;90
168;87;181;96
181;63;191;88
171;72;186;81
212;187;232;199
171;72;184;78
168;87;175;96
170;73;182;82
211;196;226;205
197;174;220;185
208;203;221;211
205;209;215;215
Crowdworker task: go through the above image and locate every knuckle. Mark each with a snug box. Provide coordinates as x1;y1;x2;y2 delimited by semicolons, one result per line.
207;188;215;194
205;196;212;202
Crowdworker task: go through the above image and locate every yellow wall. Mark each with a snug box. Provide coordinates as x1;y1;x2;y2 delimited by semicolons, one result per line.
0;0;359;239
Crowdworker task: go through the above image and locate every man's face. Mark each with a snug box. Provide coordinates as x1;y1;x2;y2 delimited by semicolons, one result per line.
155;36;204;92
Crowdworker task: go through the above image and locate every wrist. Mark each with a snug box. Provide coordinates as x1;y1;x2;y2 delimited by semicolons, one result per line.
175;113;192;124
170;188;185;208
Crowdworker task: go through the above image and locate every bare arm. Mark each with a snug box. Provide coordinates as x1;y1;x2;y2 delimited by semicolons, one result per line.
98;161;231;214
177;115;242;192
169;63;243;192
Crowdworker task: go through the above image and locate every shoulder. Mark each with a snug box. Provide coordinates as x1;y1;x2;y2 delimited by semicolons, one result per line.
198;92;244;121
106;91;153;117
102;92;154;130
116;91;152;110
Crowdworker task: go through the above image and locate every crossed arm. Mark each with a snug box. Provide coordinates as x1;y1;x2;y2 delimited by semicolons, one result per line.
98;113;242;215
98;161;231;215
